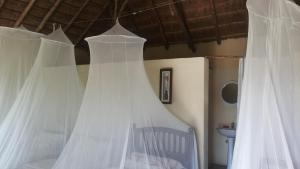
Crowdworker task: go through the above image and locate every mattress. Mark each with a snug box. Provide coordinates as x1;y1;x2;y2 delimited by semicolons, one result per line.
21;159;56;169
124;152;186;169
21;153;186;169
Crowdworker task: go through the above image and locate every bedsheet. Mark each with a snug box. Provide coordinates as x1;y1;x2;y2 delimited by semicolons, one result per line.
21;152;186;169
20;159;56;169
124;152;186;169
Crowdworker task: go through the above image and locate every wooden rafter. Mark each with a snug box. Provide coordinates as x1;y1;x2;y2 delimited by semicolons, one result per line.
168;20;246;34
150;0;169;49
138;9;247;29
75;1;111;44
172;0;196;52
210;0;221;44
64;0;91;32
36;0;62;32
0;0;5;9
14;0;37;27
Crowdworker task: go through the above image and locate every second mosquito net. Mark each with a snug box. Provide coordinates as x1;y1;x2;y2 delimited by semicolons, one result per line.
52;23;198;169
0;27;43;123
0;28;83;169
232;0;300;169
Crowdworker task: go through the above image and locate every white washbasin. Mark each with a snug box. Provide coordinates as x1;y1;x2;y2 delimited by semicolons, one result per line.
217;128;236;138
217;128;236;169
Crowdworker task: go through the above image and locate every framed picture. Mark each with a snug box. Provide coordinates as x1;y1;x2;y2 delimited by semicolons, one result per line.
159;68;173;104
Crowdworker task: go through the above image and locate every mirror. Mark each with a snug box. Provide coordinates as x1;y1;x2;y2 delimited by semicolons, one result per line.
222;81;238;104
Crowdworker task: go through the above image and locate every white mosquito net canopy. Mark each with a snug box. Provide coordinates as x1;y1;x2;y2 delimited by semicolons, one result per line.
52;22;198;169
0;27;43;123
232;0;300;169
0;28;83;169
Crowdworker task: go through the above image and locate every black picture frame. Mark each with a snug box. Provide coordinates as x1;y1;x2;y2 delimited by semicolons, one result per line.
159;68;173;104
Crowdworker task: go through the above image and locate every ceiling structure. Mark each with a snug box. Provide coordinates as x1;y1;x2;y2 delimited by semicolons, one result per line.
0;0;299;53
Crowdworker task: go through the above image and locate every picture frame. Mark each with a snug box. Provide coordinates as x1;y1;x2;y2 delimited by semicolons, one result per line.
159;68;173;104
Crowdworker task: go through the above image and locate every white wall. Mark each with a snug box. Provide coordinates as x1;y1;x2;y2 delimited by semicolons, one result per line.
77;57;209;169
209;59;239;165
145;58;209;169
144;38;247;166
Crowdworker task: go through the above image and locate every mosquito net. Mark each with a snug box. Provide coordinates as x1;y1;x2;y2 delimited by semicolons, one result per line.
0;27;43;123
52;22;198;169
232;0;300;169
0;28;83;169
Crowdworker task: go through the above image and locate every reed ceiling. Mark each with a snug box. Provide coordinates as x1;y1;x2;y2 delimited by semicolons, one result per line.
0;0;299;52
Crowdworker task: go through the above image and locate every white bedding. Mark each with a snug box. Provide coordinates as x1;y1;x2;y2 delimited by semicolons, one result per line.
124;152;186;169
21;153;186;169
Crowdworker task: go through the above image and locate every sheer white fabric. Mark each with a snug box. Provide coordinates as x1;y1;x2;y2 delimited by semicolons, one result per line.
232;1;300;169
0;27;43;123
52;23;198;169
0;28;83;169
237;58;244;118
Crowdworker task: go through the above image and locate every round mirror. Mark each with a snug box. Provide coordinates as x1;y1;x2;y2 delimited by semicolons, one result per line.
221;81;238;104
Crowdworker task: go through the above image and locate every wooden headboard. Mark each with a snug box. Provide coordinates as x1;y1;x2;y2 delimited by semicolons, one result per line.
127;124;196;169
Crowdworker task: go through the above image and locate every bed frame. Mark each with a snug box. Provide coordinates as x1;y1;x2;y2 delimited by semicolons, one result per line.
127;124;196;169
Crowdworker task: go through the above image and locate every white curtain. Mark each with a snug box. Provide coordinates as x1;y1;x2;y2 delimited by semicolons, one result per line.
52;22;198;169
232;0;300;169
0;28;83;169
0;27;43;123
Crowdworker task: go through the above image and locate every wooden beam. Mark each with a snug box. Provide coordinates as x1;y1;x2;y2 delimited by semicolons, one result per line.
172;0;196;52
210;0;221;44
0;0;5;9
14;0;37;27
166;21;246;35
150;0;169;49
36;0;62;32
64;0;91;32
133;9;247;30
75;1;110;44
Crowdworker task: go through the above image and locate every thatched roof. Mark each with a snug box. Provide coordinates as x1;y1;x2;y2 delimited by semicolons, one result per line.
0;0;298;52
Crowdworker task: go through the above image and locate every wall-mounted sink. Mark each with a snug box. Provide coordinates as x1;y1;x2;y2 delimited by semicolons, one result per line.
217;128;236;138
217;128;236;169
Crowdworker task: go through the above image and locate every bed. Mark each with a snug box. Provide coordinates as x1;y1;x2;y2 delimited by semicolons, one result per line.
125;124;197;169
21;125;197;169
20;131;64;169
